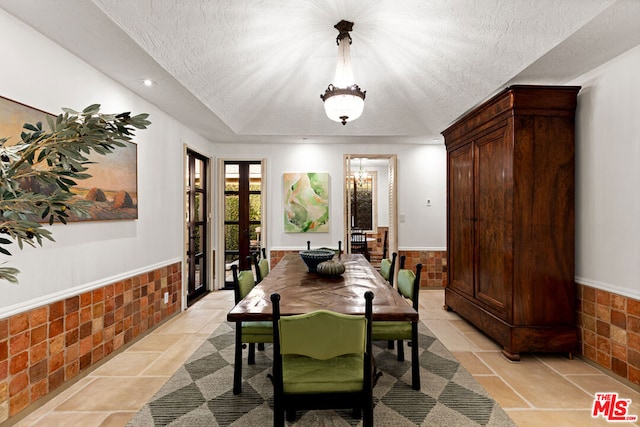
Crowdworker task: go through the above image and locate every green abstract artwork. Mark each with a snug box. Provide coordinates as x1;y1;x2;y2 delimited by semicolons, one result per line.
283;172;329;233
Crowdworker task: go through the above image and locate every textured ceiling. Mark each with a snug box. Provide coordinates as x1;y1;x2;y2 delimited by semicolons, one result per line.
2;0;640;144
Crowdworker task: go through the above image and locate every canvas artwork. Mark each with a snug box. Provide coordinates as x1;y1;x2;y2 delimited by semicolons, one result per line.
0;96;138;221
283;172;329;233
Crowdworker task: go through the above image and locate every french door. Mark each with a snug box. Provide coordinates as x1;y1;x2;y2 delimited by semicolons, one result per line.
186;150;208;305
224;161;262;288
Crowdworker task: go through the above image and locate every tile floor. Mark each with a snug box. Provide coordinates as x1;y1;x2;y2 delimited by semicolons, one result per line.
8;289;640;427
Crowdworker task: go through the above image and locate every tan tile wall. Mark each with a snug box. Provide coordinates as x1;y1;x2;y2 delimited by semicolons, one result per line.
0;262;182;422
577;284;640;387
398;250;448;288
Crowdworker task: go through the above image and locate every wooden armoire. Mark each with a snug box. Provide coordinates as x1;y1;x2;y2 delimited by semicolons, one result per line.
443;85;580;360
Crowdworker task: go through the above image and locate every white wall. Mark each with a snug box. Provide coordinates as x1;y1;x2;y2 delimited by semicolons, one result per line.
211;143;448;252
571;43;640;300
0;10;213;313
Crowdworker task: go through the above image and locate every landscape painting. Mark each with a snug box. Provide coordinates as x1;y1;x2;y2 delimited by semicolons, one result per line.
283;172;329;233
0;95;138;221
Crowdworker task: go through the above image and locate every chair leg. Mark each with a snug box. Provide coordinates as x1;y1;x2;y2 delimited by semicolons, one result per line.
274;406;285;427
286;409;296;422
233;325;242;395
363;402;373;427
397;339;404;362
248;343;256;365
352;407;362;419
258;342;265;351
411;322;420;390
387;340;394;350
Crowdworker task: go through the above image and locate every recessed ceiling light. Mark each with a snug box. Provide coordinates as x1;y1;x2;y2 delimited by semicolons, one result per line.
142;79;156;87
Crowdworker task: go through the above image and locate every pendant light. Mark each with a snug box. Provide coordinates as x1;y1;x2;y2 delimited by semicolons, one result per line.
320;20;366;125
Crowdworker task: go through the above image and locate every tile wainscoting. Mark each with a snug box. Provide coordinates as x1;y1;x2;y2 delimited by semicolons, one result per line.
577;283;640;387
0;262;182;423
397;250;447;288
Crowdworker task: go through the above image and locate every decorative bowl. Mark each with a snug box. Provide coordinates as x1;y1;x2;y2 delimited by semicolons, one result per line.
299;249;335;272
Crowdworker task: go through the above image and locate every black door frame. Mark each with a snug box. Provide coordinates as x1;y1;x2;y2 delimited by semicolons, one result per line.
223;160;262;288
186;149;209;305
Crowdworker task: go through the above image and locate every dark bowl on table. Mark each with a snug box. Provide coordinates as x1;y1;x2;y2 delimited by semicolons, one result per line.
299;249;335;272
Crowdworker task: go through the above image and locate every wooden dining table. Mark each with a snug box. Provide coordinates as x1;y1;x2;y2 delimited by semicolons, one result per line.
227;253;418;322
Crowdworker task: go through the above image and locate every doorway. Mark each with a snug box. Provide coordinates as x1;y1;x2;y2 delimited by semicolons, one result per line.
344;155;397;264
185;149;209;305
222;161;263;288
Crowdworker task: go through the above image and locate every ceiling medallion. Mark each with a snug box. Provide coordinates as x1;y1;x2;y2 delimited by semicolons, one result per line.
320;20;366;125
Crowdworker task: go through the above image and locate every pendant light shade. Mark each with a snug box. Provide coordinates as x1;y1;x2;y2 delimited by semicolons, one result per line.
320;20;366;125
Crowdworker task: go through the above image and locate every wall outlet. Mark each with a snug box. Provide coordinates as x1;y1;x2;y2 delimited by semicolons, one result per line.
164;292;169;304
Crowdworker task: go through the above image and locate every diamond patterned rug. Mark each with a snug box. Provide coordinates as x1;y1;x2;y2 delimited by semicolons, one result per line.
126;322;516;426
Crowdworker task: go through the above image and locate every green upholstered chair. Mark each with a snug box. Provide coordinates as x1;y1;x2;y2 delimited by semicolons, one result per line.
316;241;343;256
372;263;423;390
231;263;273;395
379;252;398;350
270;291;376;426
252;251;270;284
380;252;398;286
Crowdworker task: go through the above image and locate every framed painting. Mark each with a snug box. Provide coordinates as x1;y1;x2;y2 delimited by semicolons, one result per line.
0;95;138;221
283;172;329;233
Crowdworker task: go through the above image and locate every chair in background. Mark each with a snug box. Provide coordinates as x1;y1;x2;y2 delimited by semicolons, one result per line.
379;251;398;350
379;252;397;287
252;248;270;284
372;263;423;390
307;241;343;256
381;230;389;260
350;228;370;260
270;291;377;426
317;241;343;256
231;263;273;394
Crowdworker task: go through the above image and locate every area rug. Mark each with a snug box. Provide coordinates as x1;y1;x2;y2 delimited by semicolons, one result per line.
126;322;516;426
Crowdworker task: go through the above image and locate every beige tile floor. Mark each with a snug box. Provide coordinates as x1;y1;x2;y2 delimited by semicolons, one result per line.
9;289;640;427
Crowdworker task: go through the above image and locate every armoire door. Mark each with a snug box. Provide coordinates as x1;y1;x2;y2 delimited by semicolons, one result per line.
473;124;512;318
447;144;474;297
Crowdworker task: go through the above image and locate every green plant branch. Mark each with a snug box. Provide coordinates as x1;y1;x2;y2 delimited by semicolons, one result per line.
0;104;150;283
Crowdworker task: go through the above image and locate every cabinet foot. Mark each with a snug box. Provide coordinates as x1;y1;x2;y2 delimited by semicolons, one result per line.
501;348;521;361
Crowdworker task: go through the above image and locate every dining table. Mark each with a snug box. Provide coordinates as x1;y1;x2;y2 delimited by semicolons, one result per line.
227;252;421;393
226;252;418;322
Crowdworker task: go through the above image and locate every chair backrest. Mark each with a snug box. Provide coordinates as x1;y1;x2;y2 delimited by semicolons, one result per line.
350;229;368;256
271;289;374;364
252;252;270;283
258;258;269;283
278;310;366;360
397;263;423;310
315;241;343;256
380;252;397;286
382;230;388;260
232;263;256;304
351;229;366;243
